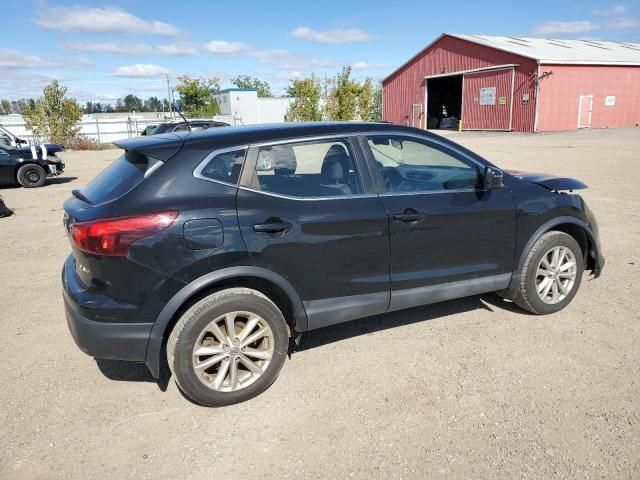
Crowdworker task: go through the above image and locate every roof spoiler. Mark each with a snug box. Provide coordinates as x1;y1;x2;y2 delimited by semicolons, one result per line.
113;133;184;162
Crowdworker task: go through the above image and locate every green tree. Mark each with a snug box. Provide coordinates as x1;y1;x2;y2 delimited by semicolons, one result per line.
115;98;126;113
357;78;382;122
104;103;115;113
0;99;10;115
22;80;83;144
324;66;360;121
284;76;322;122
230;75;272;97
175;75;221;116
145;96;162;112
123;94;143;112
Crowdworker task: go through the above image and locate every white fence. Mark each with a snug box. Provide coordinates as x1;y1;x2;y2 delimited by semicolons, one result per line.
0;114;237;144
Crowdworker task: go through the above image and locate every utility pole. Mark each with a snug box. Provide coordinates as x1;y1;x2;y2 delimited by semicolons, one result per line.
166;73;173;119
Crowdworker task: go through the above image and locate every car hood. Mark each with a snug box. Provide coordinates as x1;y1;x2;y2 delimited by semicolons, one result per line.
15;143;65;157
506;170;587;191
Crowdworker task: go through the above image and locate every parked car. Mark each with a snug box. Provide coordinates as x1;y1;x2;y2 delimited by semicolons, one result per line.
142;119;229;135
62;122;604;406
0;142;65;187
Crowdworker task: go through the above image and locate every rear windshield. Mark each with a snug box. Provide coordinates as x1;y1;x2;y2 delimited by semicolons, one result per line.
80;155;146;204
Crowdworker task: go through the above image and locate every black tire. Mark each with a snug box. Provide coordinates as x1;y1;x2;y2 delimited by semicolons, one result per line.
17;164;47;188
514;231;584;314
167;288;289;406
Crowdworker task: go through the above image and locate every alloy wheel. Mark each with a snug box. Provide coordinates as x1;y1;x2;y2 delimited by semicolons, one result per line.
192;311;274;392
535;246;578;304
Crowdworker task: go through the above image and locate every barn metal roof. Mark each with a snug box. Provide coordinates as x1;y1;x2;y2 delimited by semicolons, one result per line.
383;33;640;82
450;33;640;65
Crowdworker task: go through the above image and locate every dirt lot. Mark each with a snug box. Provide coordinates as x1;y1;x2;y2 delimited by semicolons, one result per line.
1;128;639;479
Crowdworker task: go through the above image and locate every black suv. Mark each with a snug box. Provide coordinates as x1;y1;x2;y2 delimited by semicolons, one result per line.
62;122;604;406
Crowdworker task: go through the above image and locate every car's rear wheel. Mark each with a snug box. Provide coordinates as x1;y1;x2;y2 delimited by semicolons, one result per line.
167;288;289;406
514;231;584;314
17;164;46;188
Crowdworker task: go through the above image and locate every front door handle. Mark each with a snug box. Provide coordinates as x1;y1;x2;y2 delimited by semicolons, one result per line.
392;210;426;223
253;220;293;233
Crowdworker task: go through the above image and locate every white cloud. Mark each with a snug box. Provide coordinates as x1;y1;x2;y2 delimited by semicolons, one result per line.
604;18;640;29
592;5;627;16
34;5;180;36
110;64;169;77
292;26;376;45
0;49;62;69
531;20;600;36
157;43;198;56
203;41;249;56
351;61;387;70
62;42;154;56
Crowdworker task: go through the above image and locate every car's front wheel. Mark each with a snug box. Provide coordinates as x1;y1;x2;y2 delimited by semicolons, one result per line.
17;164;47;188
514;231;584;314
167;288;289;406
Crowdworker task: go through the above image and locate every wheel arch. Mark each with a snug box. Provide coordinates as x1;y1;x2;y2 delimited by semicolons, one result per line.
145;266;308;378
502;216;598;298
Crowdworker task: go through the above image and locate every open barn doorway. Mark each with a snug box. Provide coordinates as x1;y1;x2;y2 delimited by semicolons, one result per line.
426;75;462;130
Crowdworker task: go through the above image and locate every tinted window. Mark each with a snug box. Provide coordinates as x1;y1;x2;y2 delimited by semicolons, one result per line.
253;139;362;198
367;136;481;193
80;156;146;204
198;148;246;185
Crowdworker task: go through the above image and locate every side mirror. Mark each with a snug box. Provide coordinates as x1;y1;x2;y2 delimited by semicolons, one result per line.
16;137;27;145
484;166;504;189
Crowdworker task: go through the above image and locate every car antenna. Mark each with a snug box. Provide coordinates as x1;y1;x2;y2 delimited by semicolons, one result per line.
172;103;191;133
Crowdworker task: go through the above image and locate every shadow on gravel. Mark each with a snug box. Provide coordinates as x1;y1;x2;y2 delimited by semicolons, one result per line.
96;348;171;392
292;292;528;353
47;176;78;185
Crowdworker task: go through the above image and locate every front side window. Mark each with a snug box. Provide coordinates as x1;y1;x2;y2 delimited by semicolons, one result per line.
198;148;246;185
367;136;481;193
253;139;362;198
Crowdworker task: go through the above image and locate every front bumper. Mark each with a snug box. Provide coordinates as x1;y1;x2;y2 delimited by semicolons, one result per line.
47;161;65;177
62;257;152;362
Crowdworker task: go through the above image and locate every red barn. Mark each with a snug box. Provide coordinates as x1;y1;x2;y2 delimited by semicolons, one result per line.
382;34;640;132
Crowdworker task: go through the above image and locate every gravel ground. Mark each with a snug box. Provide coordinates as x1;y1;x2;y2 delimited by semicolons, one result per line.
0;128;638;479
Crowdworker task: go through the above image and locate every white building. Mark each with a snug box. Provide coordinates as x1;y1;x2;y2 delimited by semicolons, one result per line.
214;88;293;125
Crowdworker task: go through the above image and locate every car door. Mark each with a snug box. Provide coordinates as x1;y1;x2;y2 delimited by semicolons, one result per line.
236;135;390;330
360;132;516;311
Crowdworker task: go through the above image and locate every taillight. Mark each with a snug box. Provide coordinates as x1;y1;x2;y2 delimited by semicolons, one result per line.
70;211;178;256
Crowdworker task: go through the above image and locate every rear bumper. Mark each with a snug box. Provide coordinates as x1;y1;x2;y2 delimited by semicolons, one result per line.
64;296;152;361
62;256;152;362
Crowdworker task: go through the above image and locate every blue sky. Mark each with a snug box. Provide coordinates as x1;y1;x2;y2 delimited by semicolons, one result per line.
1;0;638;104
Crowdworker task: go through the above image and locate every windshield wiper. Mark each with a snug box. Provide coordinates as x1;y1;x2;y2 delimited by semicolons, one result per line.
72;189;91;203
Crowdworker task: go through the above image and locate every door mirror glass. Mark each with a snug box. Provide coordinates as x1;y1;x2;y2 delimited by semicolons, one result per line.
484;166;504;189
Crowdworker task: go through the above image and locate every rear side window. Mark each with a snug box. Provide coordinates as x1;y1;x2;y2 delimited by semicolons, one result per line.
196;148;246;185
79;156;146;204
252;139;362;198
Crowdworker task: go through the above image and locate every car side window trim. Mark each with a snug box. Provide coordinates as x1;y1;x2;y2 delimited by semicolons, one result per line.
358;132;489;195
193;145;249;187
241;134;372;199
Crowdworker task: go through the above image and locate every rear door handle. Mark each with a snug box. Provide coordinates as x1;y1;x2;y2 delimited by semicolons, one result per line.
253;221;293;233
392;210;426;223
